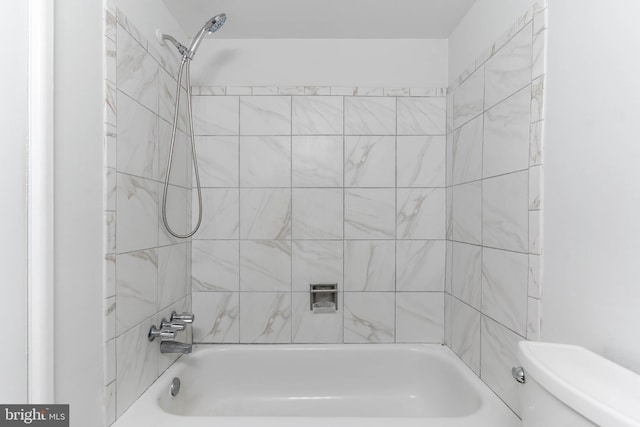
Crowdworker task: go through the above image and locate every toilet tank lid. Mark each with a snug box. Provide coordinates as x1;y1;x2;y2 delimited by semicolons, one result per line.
519;341;640;427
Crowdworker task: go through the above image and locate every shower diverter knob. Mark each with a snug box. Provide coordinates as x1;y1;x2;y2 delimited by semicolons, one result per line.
171;311;195;324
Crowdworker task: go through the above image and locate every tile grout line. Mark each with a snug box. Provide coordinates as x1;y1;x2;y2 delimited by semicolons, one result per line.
394;96;398;343
342;95;346;343
237;96;242;342
479;62;486;380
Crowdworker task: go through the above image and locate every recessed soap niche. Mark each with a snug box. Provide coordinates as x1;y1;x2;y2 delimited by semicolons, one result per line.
310;284;338;313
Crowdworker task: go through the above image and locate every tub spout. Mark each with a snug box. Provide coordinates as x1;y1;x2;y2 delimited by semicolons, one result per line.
160;340;192;354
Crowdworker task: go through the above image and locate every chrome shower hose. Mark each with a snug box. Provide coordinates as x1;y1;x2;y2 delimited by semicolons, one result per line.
161;58;203;238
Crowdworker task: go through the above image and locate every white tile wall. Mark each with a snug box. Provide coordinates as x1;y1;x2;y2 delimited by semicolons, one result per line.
344;292;395;343
396;292;444;343
192;96;239;135
190;87;446;347
240;96;291;135
195;188;239;239
116;174;158;253
103;7;193;422
345;136;395;187
445;2;546;416
240;292;292;343
344;97;396;135
450;297;481;375
452;181;482;245
239;189;291;239
484;22;533;110
482;170;529;253
397;188;446;239
344;240;395;292
397;136;446;187
292;292;344;343
292;96;343;135
480;316;522;414
292;241;343;291
397;97;446;135
451;242;482;310
191;240;239;291
345;189;396;239
481;247;528;335
292;188;343;239
396;240;445;292
240;240;291;291
240;136;291;187
292;136;343;187
452;116;483;185
452;69;484;130
192;292;239;343
194;136;239;187
483;86;531;178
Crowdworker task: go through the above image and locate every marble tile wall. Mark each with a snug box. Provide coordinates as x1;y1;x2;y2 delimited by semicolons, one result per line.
444;1;546;416
190;91;447;345
103;4;193;424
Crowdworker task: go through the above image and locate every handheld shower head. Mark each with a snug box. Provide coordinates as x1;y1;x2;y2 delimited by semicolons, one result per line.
187;14;227;59
206;13;227;33
158;13;226;61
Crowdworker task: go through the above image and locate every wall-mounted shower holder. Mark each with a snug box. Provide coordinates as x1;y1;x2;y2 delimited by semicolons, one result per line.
310;284;338;313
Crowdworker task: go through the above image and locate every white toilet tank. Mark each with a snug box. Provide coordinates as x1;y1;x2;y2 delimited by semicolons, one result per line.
518;341;640;427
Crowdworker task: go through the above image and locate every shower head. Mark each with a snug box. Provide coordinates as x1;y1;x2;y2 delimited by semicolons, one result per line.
187;14;227;59
206;13;227;33
158;13;226;61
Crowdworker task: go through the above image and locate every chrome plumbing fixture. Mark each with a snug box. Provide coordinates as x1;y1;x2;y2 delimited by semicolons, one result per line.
170;377;181;397
171;311;195;324
148;322;177;341
148;312;195;354
511;366;526;384
157;14;226;61
160;318;186;332
156;14;227;238
161;340;193;354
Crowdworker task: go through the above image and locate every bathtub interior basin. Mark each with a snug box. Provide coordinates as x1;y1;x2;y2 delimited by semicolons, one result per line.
161;344;480;418
114;344;521;427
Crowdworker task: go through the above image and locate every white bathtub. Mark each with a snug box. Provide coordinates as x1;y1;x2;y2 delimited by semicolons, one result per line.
114;344;520;427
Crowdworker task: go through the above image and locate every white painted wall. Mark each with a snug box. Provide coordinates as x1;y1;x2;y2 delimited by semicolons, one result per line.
54;0;104;424
111;2;447;88
190;39;448;87
113;0;187;47
0;1;28;404
162;0;476;39
448;0;538;82
543;0;640;374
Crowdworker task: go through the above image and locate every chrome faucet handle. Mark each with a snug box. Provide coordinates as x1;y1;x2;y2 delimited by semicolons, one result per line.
160;317;186;331
148;324;177;342
171;311;195;324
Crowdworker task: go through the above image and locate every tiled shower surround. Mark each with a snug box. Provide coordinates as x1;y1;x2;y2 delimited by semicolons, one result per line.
189;91;448;345
444;2;546;416
103;4;193;423
102;1;545;424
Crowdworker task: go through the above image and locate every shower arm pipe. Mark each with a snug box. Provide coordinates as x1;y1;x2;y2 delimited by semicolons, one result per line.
162;33;190;60
161;57;203;238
